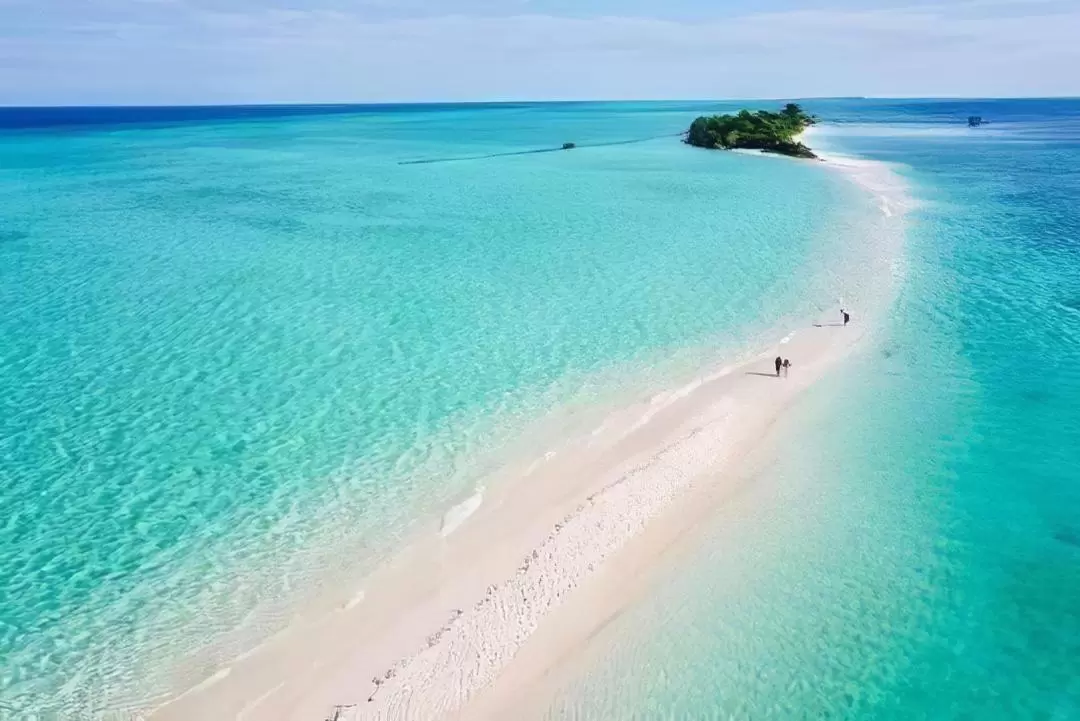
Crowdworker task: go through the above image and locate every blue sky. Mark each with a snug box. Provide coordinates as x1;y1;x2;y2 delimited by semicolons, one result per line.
1;0;1078;104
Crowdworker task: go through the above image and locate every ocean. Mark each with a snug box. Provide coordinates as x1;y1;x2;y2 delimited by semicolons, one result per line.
1;99;1078;718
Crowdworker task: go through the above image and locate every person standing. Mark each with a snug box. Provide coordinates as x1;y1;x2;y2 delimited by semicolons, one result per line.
775;356;783;376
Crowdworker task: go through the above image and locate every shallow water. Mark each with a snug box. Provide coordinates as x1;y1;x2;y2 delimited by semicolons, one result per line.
1;102;867;714
6;99;1076;719
541;99;1080;719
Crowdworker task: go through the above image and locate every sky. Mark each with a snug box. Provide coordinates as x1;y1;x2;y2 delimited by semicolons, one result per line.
1;0;1078;105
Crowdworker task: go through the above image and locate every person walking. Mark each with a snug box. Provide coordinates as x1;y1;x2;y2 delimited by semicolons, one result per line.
782;359;791;377
775;356;783;377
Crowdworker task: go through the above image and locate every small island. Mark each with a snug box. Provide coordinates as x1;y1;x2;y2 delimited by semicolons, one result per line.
685;103;818;159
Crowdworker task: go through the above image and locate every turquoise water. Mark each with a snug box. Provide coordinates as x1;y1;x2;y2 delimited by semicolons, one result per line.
0;103;868;715
542;100;1080;719
5;100;1077;719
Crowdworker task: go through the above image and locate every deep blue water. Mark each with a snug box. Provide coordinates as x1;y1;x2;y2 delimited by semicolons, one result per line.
0;103;539;131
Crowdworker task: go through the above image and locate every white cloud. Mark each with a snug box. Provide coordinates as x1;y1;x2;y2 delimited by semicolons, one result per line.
2;0;1078;104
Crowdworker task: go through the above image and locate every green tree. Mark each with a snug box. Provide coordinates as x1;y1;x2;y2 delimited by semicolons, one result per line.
684;104;817;158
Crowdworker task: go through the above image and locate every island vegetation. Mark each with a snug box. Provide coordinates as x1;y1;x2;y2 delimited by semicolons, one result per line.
685;104;818;159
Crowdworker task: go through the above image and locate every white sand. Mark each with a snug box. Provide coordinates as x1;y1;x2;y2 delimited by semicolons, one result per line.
147;139;910;721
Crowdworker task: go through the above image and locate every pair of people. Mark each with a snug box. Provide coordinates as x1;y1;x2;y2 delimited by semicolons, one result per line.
771;306;852;378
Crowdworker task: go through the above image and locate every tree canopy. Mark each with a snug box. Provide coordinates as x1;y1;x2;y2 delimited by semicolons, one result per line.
686;104;818;158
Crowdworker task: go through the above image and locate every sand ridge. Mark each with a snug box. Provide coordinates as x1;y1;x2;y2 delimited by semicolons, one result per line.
147;140;910;721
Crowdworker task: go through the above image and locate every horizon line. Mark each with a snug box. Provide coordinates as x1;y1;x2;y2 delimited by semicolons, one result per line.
3;95;1079;110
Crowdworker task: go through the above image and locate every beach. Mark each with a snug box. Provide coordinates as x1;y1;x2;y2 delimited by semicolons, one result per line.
151;320;877;721
145;141;909;721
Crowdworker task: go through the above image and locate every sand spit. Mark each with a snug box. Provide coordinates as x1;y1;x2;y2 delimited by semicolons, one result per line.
148;140;910;721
